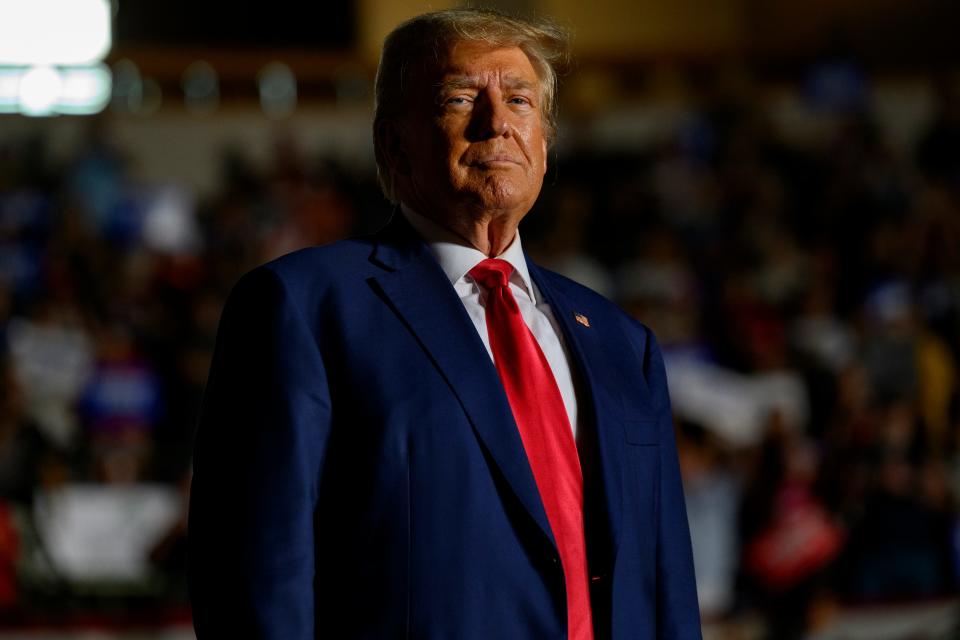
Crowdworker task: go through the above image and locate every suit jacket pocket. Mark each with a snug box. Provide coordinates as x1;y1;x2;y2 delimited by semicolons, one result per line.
623;419;658;446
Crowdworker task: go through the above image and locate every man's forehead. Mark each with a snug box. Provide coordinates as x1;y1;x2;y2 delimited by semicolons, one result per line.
431;40;539;81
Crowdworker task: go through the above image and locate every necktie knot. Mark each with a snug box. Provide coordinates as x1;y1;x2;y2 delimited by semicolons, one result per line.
469;258;513;291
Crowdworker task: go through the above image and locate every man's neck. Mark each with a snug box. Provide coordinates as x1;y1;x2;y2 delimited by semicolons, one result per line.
402;203;519;257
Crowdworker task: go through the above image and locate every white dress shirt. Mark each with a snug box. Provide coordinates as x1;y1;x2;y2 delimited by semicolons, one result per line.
402;205;580;438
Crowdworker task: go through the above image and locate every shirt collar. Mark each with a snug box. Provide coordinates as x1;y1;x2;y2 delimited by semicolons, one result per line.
401;203;536;304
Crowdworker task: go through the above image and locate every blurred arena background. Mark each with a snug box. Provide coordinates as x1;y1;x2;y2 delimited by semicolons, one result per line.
2;0;960;637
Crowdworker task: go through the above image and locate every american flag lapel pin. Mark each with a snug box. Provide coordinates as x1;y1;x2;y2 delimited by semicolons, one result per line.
574;312;590;328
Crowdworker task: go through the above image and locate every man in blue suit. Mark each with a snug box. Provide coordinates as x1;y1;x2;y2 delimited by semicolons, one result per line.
188;8;701;639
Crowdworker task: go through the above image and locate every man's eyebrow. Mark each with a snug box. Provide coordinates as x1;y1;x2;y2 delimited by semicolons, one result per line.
436;76;479;94
436;75;539;94
503;77;538;92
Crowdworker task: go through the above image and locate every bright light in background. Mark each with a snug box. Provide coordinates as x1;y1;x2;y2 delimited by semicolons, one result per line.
182;61;219;115
0;0;113;116
111;59;144;113
18;65;62;116
0;68;19;113
58;65;112;114
110;59;163;116
0;0;112;65
258;62;297;119
0;65;111;116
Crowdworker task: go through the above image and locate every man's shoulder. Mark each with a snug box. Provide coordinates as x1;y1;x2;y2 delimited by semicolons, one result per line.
226;235;380;313
261;235;378;281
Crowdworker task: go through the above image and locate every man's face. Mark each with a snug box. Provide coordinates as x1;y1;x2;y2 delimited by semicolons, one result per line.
392;40;548;224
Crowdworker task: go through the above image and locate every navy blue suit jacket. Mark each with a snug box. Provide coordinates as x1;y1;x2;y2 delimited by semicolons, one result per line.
188;213;701;639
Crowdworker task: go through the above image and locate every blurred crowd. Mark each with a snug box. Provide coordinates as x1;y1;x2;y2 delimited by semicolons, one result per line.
1;59;960;637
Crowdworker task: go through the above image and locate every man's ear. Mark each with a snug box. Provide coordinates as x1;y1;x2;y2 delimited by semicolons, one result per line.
542;136;548;175
376;118;411;178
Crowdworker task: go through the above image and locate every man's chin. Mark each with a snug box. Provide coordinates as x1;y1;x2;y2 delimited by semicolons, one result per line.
458;177;539;214
465;193;533;218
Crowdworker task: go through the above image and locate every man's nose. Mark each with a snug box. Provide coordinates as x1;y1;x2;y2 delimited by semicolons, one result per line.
467;93;511;141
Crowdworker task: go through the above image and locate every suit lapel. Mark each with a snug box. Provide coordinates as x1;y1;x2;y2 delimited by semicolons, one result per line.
526;261;625;577
369;215;557;552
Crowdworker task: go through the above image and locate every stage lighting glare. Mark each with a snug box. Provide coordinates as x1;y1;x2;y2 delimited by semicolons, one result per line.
111;59;144;113
59;65;111;114
0;64;109;116
0;68;18;113
18;65;62;116
182;61;219;115
258;62;297;119
0;0;112;65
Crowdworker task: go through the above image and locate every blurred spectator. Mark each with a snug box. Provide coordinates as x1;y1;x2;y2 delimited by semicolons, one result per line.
65;123;132;244
618;226;700;349
533;184;615;298
259;137;355;262
78;322;162;484
0;501;17;617
7;302;93;451
0;358;49;505
916;76;960;187
678;420;741;620
741;422;845;640
841;456;954;600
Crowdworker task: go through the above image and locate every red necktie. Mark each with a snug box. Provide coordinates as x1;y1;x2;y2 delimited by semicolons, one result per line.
469;258;593;640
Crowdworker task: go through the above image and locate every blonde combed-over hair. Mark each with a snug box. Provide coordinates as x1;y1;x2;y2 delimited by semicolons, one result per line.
373;8;570;202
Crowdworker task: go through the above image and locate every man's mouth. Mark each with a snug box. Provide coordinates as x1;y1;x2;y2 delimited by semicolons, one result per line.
470;154;520;167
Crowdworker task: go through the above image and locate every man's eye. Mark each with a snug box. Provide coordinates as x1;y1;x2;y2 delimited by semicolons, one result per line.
445;96;472;106
508;96;532;106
